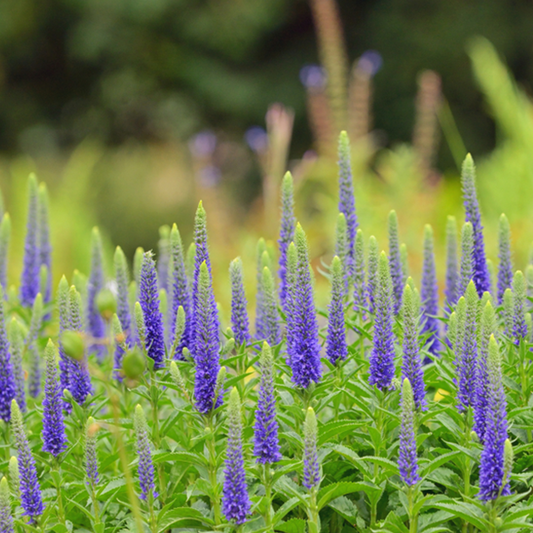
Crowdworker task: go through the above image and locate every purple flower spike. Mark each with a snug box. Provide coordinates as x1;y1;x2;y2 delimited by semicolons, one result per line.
68;286;93;405
366;236;379;314
497;214;513;305
461;155;490;296
191;201;214;356
420;225;440;357
401;283;426;410
399;378;420;486
11;399;44;522
193;262;221;414
42;340;67;457
223;388;251;525
139;252;165;370
260;266;281;347
285;224;322;389
512;271;527;345
455;282;478;412
278;172;296;311
20;174;40;308
114;247;132;345
38;184;52;308
445;216;459;307
87;228;106;362
229;257;250;347
326;256;347;365
134;404;157;500
254;342;281;464
474;299;496;444
369;252;395;391
57;277;71;412
85;417;99;486
170;224;191;358
0;286;15;421
478;336;510;500
388;211;403;314
337;132;359;283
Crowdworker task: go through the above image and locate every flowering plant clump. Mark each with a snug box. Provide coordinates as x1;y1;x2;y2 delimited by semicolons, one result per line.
0;138;533;533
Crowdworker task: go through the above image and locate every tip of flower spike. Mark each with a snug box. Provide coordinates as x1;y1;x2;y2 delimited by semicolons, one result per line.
91;226;101;240
87;417;99;438
338;130;350;150
27;172;38;189
282;171;293;189
424;224;434;240
196;200;206;217
199;261;209;276
45;338;55;351
135;404;144;417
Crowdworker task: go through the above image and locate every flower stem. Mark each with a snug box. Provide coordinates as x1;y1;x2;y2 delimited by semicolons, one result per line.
53;458;66;525
262;463;273;531
206;414;221;525
307;487;320;533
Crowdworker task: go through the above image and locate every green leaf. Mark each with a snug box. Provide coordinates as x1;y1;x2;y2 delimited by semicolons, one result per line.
428;500;490;530
419;451;461;479
317;481;380;510
318;420;363;445
272;497;301;524
275;518;307;533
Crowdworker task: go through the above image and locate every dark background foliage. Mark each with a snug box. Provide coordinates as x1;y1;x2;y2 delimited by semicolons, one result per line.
2;0;533;161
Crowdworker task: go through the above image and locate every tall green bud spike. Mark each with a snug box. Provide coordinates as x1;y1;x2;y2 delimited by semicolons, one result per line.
0;476;13;532
445;216;458;306
400;243;408;283
503;439;513;489
497;214;513;305
503;288;513;338
133;247;144;288
334;212;348;293
303;406;320;491
367;235;379;314
186;243;196;285
260;266;281;346
134;301;146;351
0;213;11;291
8;456;19;499
512;270;527;344
447;311;457;353
354;229;365;309
459;222;474;298
388;210;403;314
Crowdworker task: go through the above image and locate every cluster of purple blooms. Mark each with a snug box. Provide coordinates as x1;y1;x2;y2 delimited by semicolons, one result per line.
0;131;523;529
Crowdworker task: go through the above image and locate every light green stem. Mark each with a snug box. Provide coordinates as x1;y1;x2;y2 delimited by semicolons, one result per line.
206;415;221;526
263;463;273;531
407;485;418;533
307;487;320;533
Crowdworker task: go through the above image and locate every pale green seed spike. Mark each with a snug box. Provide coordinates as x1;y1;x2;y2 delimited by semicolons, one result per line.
459;222;474;296
335;212;348;273
354;229;365;298
402;284;415;322
261;250;271;272
487;335;502;389
304;406;318;445
287;242;298;286
169;361;189;400
401;377;415;416
400;243;408;283
133;247;145;287
135;301;146;351
112;313;127;351
186;243;196;284
28;292;43;343
58;275;69;318
378;250;392;290
448;311;457;352
134;403;147;432
405;276;416;292
455;297;467;355
0;476;11;524
172;306;186;356
8;456;19;499
260;341;274;381
503;288;514;336
261;266;280;343
0;187;3;219
462;153;476;183
465;282;479;326
503;439;513;489
228;387;242;426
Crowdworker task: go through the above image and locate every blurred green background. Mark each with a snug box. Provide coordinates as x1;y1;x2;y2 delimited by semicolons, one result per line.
2;0;533;308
